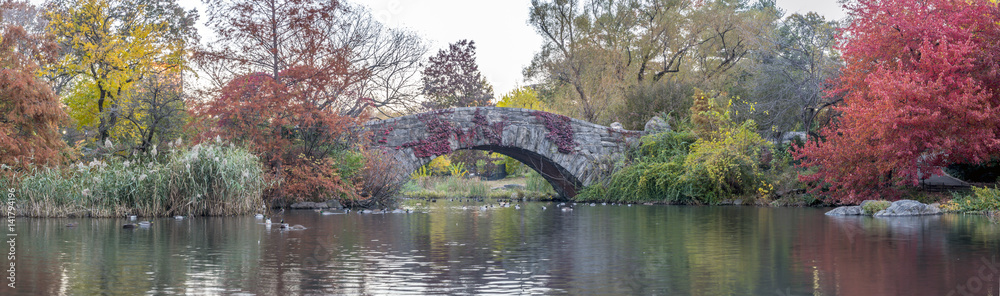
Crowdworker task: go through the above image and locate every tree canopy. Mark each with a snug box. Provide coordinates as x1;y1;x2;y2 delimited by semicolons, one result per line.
526;0;780;123
795;0;1000;203
420;39;494;109
45;0;197;146
1;1;68;175
197;0;378;201
198;0;422;117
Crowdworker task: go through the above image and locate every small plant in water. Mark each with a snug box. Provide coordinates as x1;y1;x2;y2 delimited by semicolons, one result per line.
861;200;891;215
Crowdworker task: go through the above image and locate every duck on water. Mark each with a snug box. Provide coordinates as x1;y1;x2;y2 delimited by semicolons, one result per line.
123;221;153;229
278;219;307;230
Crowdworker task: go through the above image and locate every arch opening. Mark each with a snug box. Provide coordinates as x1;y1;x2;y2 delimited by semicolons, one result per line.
405;145;581;199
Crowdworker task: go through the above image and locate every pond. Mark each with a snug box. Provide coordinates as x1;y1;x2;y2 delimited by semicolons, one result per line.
7;201;1000;295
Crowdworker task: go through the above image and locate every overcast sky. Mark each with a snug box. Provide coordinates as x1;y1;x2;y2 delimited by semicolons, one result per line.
169;0;849;97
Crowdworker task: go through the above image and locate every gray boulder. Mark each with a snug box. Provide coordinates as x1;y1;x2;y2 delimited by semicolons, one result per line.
825;205;865;216
610;122;624;130
491;184;527;191
290;201;329;209
780;132;808;144
644;116;671;134
873;200;942;217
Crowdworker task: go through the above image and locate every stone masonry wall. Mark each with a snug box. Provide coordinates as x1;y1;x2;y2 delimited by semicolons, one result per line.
363;107;641;197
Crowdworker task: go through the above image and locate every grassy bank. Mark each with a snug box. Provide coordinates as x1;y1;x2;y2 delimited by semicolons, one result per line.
576;125;778;205
401;171;557;200
7;142;268;217
941;186;1000;215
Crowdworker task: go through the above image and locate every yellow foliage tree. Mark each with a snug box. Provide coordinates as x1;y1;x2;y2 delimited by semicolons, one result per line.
689;88;728;140
684;90;772;202
496;86;546;111
425;155;452;175
45;0;194;146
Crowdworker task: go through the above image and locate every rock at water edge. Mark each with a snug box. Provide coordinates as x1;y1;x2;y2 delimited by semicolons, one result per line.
873;200;942;217
825;206;865;216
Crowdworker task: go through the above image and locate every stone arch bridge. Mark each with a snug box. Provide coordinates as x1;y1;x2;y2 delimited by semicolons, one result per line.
363;107;647;198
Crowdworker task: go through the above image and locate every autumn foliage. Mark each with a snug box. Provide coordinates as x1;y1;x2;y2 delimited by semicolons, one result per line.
199;67;361;201
0;2;67;176
795;0;1000;203
194;0;384;202
46;0;194;145
421;40;494;109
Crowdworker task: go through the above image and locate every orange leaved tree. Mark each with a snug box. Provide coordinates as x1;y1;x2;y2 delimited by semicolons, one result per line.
201;66;361;201
0;1;68;176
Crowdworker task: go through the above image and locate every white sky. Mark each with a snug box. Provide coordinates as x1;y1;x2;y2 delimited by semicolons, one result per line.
71;0;849;98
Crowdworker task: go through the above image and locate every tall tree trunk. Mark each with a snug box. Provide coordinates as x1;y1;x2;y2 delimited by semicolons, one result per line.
97;88;110;142
96;87;121;144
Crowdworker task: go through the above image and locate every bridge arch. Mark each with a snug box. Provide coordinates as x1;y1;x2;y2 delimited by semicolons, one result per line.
363;107;641;198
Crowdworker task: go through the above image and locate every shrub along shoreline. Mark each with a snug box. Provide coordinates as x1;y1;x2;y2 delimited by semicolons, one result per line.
401;171;557;201
6;142;268;218
7;136;996;218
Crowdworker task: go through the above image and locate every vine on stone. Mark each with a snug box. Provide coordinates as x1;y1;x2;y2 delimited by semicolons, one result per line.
368;125;395;144
471;108;507;146
400;110;457;158
532;111;577;154
397;108;510;158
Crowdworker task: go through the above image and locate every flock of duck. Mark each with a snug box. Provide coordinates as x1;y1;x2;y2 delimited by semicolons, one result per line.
62;215;176;229
62;213;311;230
253;213;308;230
318;208;413;215
61;200;636;230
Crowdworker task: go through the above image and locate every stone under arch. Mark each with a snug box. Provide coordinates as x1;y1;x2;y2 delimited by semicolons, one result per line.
363;107;642;198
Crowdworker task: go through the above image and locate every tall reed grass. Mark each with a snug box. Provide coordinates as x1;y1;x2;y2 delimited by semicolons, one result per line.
13;142;268;217
401;173;555;200
525;171;554;193
468;181;488;198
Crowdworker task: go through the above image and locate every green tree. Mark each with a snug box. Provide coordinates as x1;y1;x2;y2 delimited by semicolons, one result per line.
740;12;842;139
579;90;771;204
118;73;187;153
526;0;780;123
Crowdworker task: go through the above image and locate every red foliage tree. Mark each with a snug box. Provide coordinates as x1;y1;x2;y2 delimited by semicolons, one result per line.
0;1;68;176
201;66;359;201
196;0;375;201
795;0;1000;204
421;40;494;109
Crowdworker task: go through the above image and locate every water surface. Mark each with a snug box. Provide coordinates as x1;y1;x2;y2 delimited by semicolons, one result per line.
8;202;1000;295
